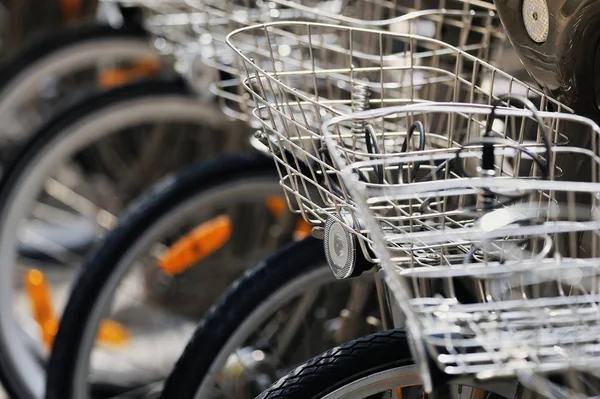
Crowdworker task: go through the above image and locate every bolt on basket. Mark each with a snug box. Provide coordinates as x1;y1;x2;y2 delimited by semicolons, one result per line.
321;101;600;397
226;21;566;229
108;0;506;123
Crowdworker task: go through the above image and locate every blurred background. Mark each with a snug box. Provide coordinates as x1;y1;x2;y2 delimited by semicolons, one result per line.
0;2;529;398
0;0;96;57
0;2;253;397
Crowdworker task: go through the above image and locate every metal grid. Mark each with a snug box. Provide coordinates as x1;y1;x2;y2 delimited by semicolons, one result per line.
322;102;600;396
227;21;565;232
105;0;506;123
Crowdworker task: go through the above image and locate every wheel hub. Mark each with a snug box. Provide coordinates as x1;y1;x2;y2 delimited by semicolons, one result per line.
216;347;278;398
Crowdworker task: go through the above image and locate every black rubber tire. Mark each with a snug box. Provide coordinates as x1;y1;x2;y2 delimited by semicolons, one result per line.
255;332;515;399
0;23;148;95
0;78;192;183
0;79;199;399
0;23;157;267
256;329;412;399
0;22;155;168
45;151;278;399
159;235;326;399
0;78;194;264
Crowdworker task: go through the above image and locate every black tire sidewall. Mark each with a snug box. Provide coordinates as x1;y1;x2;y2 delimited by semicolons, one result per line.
45;151;276;399
160;236;326;399
0;80;192;399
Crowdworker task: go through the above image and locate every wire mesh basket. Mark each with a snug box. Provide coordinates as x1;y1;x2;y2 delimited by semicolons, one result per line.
321;101;600;396
227;21;567;228
109;0;506;123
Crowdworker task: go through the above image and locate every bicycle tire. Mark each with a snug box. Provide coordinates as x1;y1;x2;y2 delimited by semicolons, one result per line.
0;22;157;149
257;329;413;399
256;329;515;399
0;79;224;399
45;151;280;399
0;23;147;93
0;21;159;265
159;235;329;399
8;77;195;263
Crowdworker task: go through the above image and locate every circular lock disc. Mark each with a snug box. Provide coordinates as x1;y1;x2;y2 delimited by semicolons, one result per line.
522;0;549;44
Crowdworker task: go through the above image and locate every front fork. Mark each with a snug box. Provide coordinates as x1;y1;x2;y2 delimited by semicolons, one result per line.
333;267;396;345
373;268;396;330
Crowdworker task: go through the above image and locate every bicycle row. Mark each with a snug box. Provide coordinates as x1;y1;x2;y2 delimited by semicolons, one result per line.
0;1;598;398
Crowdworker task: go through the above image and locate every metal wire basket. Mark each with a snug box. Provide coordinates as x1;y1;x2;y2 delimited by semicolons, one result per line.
227;21;566;228
109;0;506;123
321;101;600;397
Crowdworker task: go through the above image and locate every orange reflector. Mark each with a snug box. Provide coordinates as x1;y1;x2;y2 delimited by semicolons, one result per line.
98;57;160;89
25;269;56;348
159;215;232;276
25;269;130;348
266;197;311;240
97;319;130;346
97;70;131;89
294;219;312;240
395;387;403;399
59;0;82;20
266;196;286;219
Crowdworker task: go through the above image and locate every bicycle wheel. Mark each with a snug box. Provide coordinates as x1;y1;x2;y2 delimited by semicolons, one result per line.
158;237;382;399
0;20;163;267
45;151;315;399
0;22;157;149
0;79;240;399
255;329;516;399
0;20;166;263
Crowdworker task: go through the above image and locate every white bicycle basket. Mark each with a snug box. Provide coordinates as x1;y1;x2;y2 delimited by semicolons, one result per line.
322;101;600;398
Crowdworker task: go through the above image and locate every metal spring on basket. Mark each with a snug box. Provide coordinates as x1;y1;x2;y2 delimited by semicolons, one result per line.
350;80;371;137
351;80;385;183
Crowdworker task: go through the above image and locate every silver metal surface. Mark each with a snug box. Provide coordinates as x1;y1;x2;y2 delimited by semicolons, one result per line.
227;21;562;244
109;0;505;123
522;0;549;43
324;213;357;279
322;102;600;397
522;0;550;43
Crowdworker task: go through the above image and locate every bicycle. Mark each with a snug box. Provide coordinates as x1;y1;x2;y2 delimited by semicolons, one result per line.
219;18;599;398
222;19;600;398
42;2;511;398
68;16;557;399
254;100;600;398
44;151;319;399
0;78;245;399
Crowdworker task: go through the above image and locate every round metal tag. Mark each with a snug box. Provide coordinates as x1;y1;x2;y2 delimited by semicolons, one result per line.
522;0;549;44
